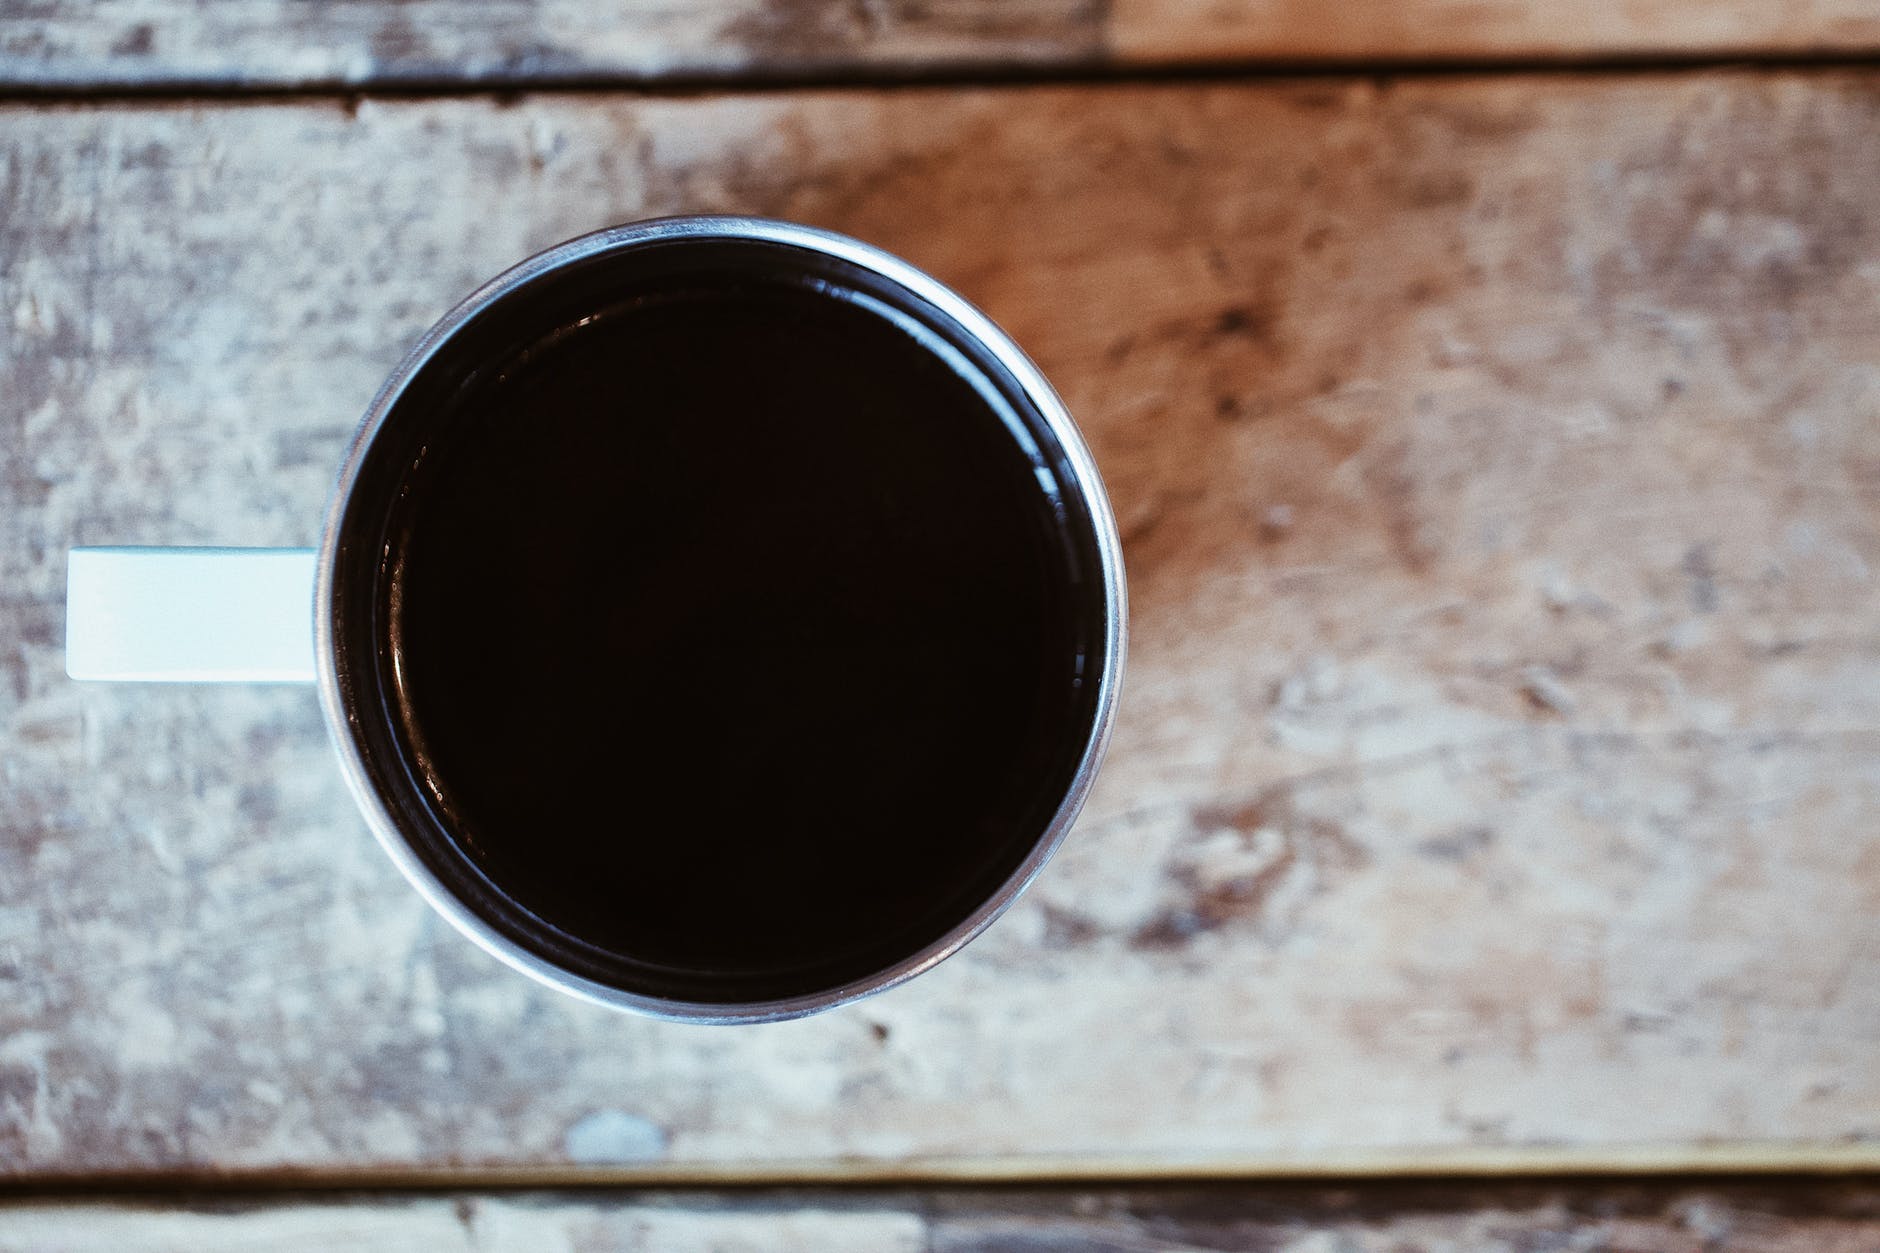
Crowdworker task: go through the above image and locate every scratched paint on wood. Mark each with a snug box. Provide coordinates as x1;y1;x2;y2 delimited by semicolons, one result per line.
3;74;1880;1176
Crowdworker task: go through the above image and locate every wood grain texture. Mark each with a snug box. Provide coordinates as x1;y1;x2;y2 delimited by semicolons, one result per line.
4;1183;1880;1251
6;0;1880;90
1113;1;1880;64
5;72;1880;1179
0;0;1104;89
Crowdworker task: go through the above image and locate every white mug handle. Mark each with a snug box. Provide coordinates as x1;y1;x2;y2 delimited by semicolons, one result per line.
66;547;319;683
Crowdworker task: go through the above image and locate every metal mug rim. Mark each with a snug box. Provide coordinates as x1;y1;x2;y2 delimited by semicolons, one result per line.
312;216;1127;1023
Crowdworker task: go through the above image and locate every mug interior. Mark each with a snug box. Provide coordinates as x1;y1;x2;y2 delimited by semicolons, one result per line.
321;223;1118;1016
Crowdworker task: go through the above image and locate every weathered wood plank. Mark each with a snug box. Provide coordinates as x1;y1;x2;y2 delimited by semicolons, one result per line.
1113;0;1880;64
4;1183;1880;1251
5;1;1880;90
0;1195;926;1251
0;0;1104;88
5;73;1880;1178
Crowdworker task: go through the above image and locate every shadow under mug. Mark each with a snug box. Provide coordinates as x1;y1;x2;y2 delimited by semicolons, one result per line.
66;217;1126;1023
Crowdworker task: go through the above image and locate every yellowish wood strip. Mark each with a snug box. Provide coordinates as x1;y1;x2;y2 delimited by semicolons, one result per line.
12;1141;1880;1191
1112;0;1880;62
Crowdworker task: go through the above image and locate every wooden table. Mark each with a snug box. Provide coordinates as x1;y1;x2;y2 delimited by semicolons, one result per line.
4;2;1880;1246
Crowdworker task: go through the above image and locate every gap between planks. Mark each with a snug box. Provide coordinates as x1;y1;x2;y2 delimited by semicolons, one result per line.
6;49;1880;105
5;1143;1880;1196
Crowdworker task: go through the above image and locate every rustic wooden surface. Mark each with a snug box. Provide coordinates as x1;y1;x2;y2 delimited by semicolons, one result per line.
4;1182;1880;1250
6;72;1880;1180
7;0;1880;90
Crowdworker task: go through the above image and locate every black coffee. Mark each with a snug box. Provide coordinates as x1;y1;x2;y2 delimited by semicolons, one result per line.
370;251;1103;1002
